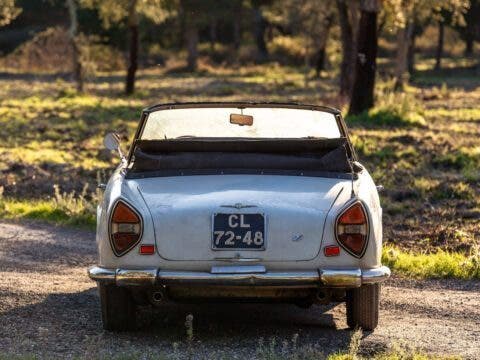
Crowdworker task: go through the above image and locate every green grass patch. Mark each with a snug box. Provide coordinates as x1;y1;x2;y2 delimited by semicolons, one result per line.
347;92;426;128
424;108;480;122
382;246;480;280
0;185;96;229
0;198;96;228
433;147;480;170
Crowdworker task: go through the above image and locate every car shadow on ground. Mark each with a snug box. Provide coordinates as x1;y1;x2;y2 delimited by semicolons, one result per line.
0;287;360;357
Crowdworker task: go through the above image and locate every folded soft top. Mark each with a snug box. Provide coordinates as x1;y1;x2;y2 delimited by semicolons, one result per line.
127;138;353;178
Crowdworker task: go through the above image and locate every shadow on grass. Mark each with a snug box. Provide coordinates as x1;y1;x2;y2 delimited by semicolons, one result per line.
412;63;480;90
346;109;426;129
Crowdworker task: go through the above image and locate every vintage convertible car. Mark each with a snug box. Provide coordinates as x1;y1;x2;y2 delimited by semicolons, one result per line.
88;102;390;331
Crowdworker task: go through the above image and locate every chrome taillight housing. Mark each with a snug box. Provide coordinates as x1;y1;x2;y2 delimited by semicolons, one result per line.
335;201;369;258
109;200;142;256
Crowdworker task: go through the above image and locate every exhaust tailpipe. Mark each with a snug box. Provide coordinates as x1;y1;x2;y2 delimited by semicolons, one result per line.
151;290;165;305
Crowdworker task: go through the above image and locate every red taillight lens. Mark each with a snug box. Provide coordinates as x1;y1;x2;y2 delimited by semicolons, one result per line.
140;244;155;255
324;245;340;257
336;202;368;257
110;201;142;256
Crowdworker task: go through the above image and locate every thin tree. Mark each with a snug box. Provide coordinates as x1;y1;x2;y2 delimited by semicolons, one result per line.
453;0;479;56
251;0;269;63
314;9;334;77
349;0;380;115
125;0;138;94
384;0;469;90
81;0;174;94
336;0;357;97
434;20;445;70
179;0;199;71
66;0;83;92
394;20;414;89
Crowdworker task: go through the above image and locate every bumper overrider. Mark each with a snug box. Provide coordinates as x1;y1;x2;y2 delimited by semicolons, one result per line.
88;266;390;288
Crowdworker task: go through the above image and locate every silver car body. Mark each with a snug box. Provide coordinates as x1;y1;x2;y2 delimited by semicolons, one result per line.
89;103;389;296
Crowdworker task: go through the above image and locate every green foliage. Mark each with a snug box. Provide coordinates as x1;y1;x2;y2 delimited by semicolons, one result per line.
382;246;480;279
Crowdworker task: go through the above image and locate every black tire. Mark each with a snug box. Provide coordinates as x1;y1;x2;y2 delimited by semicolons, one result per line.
98;283;136;331
346;284;380;331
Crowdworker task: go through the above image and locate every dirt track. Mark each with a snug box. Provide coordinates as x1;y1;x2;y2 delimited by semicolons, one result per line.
0;221;479;359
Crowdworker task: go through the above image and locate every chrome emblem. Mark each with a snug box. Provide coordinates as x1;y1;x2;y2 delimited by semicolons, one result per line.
220;203;257;209
292;234;304;242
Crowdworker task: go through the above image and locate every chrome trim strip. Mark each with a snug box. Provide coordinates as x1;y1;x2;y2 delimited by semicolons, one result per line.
362;266;391;284
213;257;263;262
88;266;116;282
320;268;362;287
211;265;266;274
116;268;158;286
88;266;390;287
157;270;320;286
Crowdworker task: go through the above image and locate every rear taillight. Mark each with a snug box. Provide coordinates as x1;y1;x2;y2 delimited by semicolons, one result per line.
335;202;369;258
110;200;142;256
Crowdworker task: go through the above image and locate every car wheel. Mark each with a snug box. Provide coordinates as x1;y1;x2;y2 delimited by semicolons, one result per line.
346;284;380;331
99;283;136;331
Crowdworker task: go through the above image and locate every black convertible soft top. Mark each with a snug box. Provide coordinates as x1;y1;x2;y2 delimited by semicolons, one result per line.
126;137;354;179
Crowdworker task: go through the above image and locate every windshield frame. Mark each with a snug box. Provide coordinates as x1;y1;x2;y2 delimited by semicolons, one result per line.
127;102;356;164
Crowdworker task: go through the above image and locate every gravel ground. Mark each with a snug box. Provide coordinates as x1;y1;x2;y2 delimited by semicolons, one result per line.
0;221;479;359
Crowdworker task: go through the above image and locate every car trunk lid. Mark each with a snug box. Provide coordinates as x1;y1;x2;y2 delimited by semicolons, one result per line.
133;175;346;261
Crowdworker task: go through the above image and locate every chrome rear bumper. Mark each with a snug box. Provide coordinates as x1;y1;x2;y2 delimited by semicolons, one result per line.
88;266;390;288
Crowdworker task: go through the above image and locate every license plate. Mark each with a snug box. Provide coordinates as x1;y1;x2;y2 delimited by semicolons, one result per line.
212;213;265;250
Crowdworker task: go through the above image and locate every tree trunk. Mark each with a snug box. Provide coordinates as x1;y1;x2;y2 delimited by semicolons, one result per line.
185;19;198;71
66;0;83;92
209;19;217;51
336;0;355;97
394;21;414;90
349;0;379;116
233;13;241;50
434;21;444;71
407;31;416;74
315;14;333;77
465;36;474;56
252;6;268;63
125;0;138;95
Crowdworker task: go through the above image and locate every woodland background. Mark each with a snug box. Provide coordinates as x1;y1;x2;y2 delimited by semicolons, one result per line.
0;0;479;278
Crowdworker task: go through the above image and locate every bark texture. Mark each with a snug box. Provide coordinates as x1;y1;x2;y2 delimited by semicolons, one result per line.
66;0;83;92
394;21;414;90
253;6;268;63
314;14;334;77
349;0;379;115
407;30;416;74
434;21;444;71
125;0;138;95
336;0;355;97
185;20;198;71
